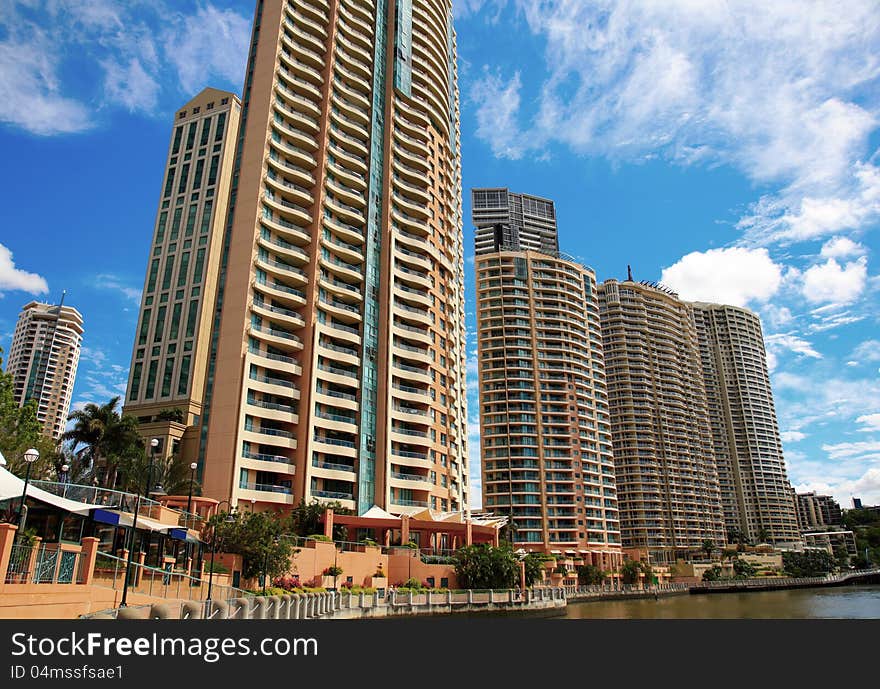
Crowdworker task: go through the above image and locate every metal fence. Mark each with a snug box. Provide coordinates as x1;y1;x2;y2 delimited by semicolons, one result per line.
3;543;84;585
90;551;251;604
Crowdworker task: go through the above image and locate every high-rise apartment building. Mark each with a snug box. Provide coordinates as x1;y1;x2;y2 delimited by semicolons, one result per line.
472;188;558;256
124;88;241;465
795;491;843;531
598;278;725;560
692;303;801;546
476;247;622;569
200;0;469;515
6;299;84;440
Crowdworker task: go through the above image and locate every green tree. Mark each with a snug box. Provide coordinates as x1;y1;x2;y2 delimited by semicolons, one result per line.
522;552;547;587
154;408;185;423
620;560;643;585
782;550;836;577
117;451;201;498
208;509;293;580
755;527;771;544
0;349;56;478
285;498;353;539
62;396;143;488
452;543;519;589
577;564;607;585
732;558;757;579
702;565;723;582
701;539;715;561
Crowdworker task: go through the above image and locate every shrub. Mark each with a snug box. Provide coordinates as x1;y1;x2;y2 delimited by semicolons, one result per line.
307;534;332;542
323;565;343;577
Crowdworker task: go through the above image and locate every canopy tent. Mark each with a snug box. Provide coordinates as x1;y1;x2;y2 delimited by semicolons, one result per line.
361;505;398;520
0;466;96;515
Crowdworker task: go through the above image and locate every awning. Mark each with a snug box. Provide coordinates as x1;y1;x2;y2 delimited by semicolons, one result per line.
0;466;95;515
167;527;202;544
550;549;562;554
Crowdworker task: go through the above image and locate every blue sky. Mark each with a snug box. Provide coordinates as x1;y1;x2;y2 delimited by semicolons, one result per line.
1;1;878;508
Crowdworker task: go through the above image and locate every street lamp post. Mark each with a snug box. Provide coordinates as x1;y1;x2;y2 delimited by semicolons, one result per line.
14;448;40;546
515;548;527;596
186;462;198;518
60;463;70;499
263;536;280;595
120;439;159;608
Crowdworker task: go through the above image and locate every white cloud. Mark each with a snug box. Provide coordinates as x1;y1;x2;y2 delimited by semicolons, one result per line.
0;244;49;295
470;68;524;160
765;333;823;362
820;236;866;259
102;58;160;112
851;340;880;363
94;274;141;303
0;36;92;135
781;431;807;443
821;440;880;461
660;247;783;307
801;256;868;304
856;414;880;432
163;6;250;95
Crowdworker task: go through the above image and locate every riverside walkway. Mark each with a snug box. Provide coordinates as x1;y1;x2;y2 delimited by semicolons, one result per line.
689;567;880;594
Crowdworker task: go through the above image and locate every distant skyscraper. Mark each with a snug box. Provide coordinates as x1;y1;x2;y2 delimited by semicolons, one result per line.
598;278;725;560
124;88;241;466
6;298;84;440
199;0;469;515
476;241;622;568
691;302;801;546
472;188;558;256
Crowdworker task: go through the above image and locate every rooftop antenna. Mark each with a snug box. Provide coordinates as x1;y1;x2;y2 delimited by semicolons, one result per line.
627;265;633;281
59;289;66;308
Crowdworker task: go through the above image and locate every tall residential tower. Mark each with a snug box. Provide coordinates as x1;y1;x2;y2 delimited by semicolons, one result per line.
598;278;725;560
124;88;241;466
6;299;84;441
472;188;558;256
200;0;469;515
692;303;801;546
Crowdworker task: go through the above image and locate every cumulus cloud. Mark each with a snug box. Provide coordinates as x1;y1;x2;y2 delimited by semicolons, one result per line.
781;431;807;443
660;247;782;307
821;236;866;259
765;333;823;362
801;256;868;304
0;244;49;295
102;57;160;112
94;274;141;304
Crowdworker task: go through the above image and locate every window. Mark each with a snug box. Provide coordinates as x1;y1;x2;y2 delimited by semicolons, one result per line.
215;112;226;140
163;168;176;198
146;260;160;293
200;116;211;146
208;155;219;185
169;302;182;340
161;256;175;290
145;360;159;398
138;310;151;345
185;300;199;338
161;358;175;397
170;208;182;240
193;159;205;188
171;126;183;153
177;163;190;194
177;252;190;286
129;362;143;401
193;248;206;283
154;306;167;341
186;122;197;149
200;200;213;233
156;211;168;242
177;355;191;395
184;204;197;236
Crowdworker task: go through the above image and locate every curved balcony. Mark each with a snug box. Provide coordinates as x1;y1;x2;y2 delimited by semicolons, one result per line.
314;385;358;411
317;338;360;366
332;76;371;113
394;244;431;272
260;215;311;249
312;434;358;457
394;263;431;289
327;157;368;193
241;425;297;450
245;397;300;424
390;447;431;470
392;358;431;383
323;232;364;264
388;471;433;492
255;255;309;286
265;173;313;208
319;294;362;323
319;252;362;282
251;300;306;329
248;371;300;397
319;273;363;302
391;140;429;172
253;277;307;308
258;230;310;264
249;324;303;356
275;78;322;118
316;361;360;389
269;139;316;170
318;319;361;346
392;318;431;345
325;196;365;228
331;90;370;127
264;193;313;227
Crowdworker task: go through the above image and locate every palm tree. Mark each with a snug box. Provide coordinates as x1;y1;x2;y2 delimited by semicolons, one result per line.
62;397;143;488
702;539;715;561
